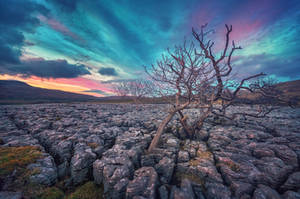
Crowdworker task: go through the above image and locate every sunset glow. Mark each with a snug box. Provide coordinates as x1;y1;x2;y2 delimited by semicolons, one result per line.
0;74;113;97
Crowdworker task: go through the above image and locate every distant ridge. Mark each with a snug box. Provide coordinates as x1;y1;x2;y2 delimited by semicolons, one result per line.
0;79;299;105
0;80;99;104
275;79;300;105
275;79;300;95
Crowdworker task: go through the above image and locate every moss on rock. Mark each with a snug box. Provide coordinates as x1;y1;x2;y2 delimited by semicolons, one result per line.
0;146;42;177
39;187;64;199
67;182;103;199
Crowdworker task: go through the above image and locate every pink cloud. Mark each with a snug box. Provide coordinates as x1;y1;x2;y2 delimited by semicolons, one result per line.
187;0;283;52
38;15;81;41
226;0;276;42
53;77;113;93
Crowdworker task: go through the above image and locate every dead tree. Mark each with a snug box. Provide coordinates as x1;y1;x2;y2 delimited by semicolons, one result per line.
147;24;281;153
114;79;154;104
146;39;216;150
114;81;129;97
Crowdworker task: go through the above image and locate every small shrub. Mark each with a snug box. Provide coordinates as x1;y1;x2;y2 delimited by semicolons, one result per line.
67;182;103;199
39;187;64;199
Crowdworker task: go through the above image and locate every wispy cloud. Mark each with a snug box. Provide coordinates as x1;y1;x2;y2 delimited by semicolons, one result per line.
0;0;299;95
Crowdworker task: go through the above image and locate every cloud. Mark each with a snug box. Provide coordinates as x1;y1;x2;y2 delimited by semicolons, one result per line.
83;89;111;96
38;15;81;41
0;30;24;64
234;54;300;79
1;58;90;78
98;67;118;76
49;0;80;12
2;0;299;84
0;0;49;65
100;78;137;84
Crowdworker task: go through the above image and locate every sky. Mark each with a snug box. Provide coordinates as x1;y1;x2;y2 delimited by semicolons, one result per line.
0;0;299;97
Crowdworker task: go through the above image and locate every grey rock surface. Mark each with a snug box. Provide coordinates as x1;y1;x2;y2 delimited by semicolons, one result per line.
282;191;300;199
252;184;281;199
0;103;299;199
159;185;169;199
70;142;96;185
0;192;22;199
126;167;158;199
281;172;300;191
28;155;57;186
155;156;175;184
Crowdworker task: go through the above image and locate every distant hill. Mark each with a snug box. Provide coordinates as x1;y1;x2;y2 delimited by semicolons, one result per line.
1;79;299;105
236;79;300;105
275;79;300;97
275;79;300;105
0;80;99;104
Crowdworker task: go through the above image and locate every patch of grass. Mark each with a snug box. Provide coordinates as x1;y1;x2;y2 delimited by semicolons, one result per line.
39;187;64;199
55;177;70;192
0;146;67;199
0;146;42;177
67;182;103;199
189;158;201;167
174;172;204;186
87;142;99;149
25;167;41;178
0;146;45;198
196;150;213;159
189;150;213;167
22;182;47;199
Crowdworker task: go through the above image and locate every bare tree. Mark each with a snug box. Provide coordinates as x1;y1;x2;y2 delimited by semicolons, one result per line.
147;24;283;153
114;81;129;97
114;79;154;104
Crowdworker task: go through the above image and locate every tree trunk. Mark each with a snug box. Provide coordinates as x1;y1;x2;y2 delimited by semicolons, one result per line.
194;109;211;129
178;110;194;138
148;111;176;153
